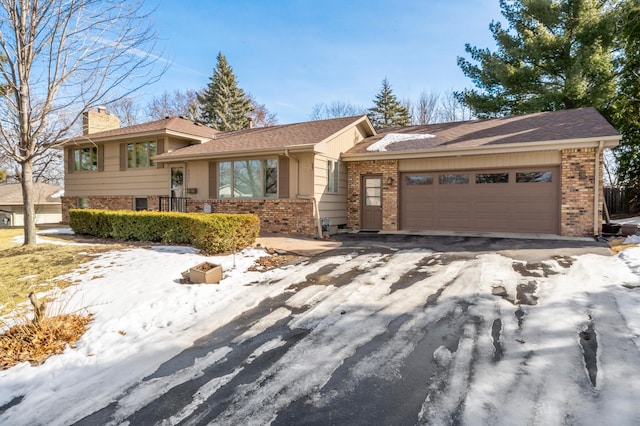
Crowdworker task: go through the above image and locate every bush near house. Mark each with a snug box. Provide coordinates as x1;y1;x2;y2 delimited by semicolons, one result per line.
69;209;260;254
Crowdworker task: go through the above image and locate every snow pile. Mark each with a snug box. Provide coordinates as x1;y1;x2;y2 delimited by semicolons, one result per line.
366;132;435;152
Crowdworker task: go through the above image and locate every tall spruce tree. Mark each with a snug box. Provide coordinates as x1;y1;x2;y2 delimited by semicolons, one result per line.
611;2;640;205
367;78;411;128
198;52;253;130
456;0;617;118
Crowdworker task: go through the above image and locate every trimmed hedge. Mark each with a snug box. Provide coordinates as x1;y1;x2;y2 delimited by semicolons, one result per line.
69;209;260;254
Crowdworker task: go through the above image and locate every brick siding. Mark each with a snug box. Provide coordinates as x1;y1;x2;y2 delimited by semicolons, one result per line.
560;148;602;237
62;195;317;238
347;160;399;231
188;199;316;237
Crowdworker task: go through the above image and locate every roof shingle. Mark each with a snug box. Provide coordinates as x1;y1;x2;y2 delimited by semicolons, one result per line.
155;115;370;159
347;108;620;155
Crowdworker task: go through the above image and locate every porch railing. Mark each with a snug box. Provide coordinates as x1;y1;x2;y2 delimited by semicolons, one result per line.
159;196;189;213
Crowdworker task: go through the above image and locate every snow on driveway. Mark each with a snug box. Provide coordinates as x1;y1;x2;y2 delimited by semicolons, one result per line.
1;239;640;425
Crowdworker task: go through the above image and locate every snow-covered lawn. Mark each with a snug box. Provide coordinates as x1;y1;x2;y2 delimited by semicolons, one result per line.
1;232;640;425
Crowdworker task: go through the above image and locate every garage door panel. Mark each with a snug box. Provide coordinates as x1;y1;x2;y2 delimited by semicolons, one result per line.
400;168;559;234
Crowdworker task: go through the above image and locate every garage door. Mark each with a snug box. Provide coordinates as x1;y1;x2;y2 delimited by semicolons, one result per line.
400;168;559;234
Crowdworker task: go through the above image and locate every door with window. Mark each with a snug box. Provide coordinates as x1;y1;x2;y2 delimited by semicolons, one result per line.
170;166;185;198
361;175;383;230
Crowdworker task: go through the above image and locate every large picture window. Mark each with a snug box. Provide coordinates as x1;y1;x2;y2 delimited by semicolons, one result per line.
73;147;98;171
327;160;339;193
218;159;278;198
127;141;157;168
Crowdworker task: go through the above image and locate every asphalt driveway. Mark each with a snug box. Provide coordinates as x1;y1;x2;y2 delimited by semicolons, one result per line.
73;235;640;426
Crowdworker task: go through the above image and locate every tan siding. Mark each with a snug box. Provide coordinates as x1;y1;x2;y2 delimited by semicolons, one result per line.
65;168;168;196
316;125;368;158
185;160;209;200
399;151;561;172
315;154;348;226
168;137;194;152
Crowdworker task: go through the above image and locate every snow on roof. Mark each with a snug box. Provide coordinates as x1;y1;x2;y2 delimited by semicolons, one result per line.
366;132;435;152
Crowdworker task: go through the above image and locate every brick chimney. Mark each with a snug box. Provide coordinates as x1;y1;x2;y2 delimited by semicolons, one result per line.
82;107;121;135
247;116;254;129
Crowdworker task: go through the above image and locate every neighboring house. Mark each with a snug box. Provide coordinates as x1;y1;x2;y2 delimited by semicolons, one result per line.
61;107;620;238
0;182;63;227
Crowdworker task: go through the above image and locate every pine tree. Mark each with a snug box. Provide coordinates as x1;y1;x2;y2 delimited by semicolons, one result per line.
611;2;640;205
456;0;617;118
198;52;253;131
367;78;411;128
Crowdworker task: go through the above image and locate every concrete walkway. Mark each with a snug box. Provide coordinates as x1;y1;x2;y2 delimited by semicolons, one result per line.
255;235;342;256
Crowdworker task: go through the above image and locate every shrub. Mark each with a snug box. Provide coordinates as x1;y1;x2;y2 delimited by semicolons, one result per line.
68;209;260;254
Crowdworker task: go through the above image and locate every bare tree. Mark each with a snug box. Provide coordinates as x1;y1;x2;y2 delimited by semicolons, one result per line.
0;0;164;245
438;89;473;123
246;93;278;127
109;97;144;127
310;101;366;120
415;91;440;125
146;89;201;121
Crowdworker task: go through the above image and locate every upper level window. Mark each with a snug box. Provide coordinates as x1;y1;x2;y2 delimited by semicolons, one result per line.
127;141;157;168
327;160;339;193
73;147;98;171
219;159;278;198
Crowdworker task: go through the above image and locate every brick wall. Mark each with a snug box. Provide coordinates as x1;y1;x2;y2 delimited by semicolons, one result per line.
188;199;316;237
560;148;602;237
61;195;134;222
62;195;316;237
347;160;399;231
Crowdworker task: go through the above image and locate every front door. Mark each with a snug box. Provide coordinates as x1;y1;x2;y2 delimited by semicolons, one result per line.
361;175;383;230
170;166;185;198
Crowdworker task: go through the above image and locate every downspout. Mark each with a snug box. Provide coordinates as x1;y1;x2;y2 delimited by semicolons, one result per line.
284;150;323;238
594;141;604;237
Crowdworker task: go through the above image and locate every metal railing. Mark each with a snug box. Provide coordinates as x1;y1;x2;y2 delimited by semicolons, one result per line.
159;196;189;213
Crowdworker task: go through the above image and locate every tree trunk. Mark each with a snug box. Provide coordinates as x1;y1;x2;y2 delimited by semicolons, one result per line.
21;160;37;245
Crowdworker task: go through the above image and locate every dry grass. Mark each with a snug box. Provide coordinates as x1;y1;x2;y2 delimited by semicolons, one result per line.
0;228;118;316
0;228;121;369
1;312;93;370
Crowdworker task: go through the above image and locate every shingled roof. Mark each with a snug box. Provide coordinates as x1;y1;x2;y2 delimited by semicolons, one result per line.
155;115;373;160
0;183;63;205
346;108;620;156
64;116;218;144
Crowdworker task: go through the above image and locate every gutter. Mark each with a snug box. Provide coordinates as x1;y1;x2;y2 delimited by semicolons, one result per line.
594;141;604;236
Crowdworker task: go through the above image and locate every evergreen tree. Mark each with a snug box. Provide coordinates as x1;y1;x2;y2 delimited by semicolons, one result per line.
611;2;640;205
198;52;253;130
367;78;411;128
456;0;617;118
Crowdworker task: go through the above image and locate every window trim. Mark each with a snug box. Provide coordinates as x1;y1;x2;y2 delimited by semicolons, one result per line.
218;158;279;199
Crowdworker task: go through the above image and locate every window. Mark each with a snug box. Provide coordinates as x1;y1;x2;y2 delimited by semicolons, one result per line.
77;198;89;208
439;174;469;184
135;198;148;211
516;171;552;183
127;141;157;168
405;175;433;185
327;160;339;193
476;173;508;184
218;159;278;198
73;147;98;171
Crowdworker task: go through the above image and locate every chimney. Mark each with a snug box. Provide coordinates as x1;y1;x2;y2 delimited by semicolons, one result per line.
82;107;121;135
247;117;254;129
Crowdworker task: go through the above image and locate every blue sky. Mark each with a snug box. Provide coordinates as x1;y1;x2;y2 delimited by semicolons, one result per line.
142;0;503;124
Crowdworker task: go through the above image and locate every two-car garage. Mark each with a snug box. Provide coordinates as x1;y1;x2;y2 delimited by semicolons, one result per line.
400;167;560;234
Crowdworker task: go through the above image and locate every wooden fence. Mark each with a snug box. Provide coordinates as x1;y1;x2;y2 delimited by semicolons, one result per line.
604;187;631;215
